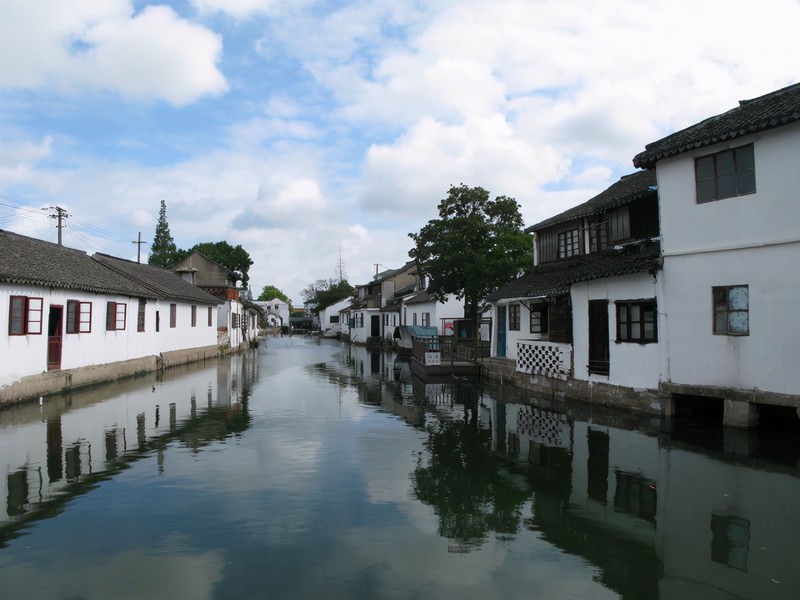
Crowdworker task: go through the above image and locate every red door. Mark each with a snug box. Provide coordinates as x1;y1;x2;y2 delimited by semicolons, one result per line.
47;305;63;371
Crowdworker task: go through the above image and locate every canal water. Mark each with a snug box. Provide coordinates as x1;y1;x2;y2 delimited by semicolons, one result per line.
1;336;799;600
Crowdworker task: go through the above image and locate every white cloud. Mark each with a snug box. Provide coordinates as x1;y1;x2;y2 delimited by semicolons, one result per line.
0;1;227;105
1;0;798;303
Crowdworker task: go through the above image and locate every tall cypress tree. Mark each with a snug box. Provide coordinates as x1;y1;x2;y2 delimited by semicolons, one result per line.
149;200;178;267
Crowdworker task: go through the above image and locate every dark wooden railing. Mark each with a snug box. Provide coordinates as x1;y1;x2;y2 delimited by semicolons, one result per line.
411;336;490;365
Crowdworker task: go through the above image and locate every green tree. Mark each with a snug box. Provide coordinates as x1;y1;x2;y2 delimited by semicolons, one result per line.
258;285;290;304
301;278;354;313
189;241;254;285
149;200;178;267
408;184;530;339
314;280;354;313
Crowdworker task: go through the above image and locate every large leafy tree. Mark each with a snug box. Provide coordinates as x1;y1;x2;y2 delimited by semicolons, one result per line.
409;185;530;338
189;241;254;285
258;285;290;304
301;278;354;313
149;200;178;267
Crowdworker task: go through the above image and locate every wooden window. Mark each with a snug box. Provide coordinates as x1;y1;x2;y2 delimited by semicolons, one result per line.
509;304;520;331
412;312;418;326
588;220;610;253
106;302;127;331
137;299;146;332
170;303;177;328
66;300;92;333
156;310;160;332
191;305;197;327
208;306;213;327
616;300;657;343
529;306;548;334
713;286;749;335
232;313;240;328
696;144;756;203
422;312;430;327
558;229;580;258
9;295;43;335
8;295;25;335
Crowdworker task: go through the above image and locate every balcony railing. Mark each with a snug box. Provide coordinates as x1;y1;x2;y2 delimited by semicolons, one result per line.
411;336;490;365
516;340;572;380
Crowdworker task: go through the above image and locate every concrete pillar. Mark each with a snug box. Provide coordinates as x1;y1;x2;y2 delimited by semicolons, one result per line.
723;399;759;429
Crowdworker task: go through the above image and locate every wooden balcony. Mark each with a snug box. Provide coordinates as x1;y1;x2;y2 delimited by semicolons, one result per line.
409;335;487;380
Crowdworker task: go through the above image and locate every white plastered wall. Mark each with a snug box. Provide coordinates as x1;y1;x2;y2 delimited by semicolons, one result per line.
571;272;662;390
656;122;800;395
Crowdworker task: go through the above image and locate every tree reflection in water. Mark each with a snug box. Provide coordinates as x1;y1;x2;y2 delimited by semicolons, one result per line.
412;410;531;551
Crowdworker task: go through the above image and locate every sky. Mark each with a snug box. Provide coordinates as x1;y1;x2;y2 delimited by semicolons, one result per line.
1;0;798;305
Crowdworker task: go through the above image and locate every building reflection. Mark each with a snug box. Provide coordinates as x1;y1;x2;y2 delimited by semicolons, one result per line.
337;344;800;599
0;350;258;543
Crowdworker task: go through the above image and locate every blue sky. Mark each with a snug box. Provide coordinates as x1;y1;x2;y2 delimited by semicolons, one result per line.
1;0;798;303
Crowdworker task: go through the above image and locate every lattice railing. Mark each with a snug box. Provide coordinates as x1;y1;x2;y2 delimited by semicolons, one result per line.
516;340;572;380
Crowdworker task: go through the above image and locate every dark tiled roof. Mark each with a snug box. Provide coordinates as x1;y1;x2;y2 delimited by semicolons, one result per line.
633;82;800;169
404;289;437;305
487;241;661;302
372;260;417;283
94;253;222;305
526;170;657;232
0;230;156;298
241;298;264;313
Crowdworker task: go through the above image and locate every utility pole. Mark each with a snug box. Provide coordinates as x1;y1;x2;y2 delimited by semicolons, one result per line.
46;206;68;245
132;231;145;263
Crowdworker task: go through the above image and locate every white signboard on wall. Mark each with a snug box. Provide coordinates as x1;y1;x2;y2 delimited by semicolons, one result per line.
424;352;441;366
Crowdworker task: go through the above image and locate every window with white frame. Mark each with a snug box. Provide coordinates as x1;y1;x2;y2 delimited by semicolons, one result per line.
8;295;43;335
558;229;580;258
713;286;749;335
67;300;92;333
106;301;127;331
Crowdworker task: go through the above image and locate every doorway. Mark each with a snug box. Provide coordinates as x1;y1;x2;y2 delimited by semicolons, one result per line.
496;306;507;357
588;300;609;375
47;305;63;371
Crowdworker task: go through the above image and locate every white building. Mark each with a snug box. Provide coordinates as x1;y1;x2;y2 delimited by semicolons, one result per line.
402;289;465;336
488;82;800;425
1;231;222;404
349;262;417;344
633;81;800;426
171;252;257;352
488;170;663;411
254;298;290;328
319;297;351;338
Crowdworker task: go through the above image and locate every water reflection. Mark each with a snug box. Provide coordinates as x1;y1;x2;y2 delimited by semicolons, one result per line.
337;342;800;599
0;339;798;599
0;350;258;545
